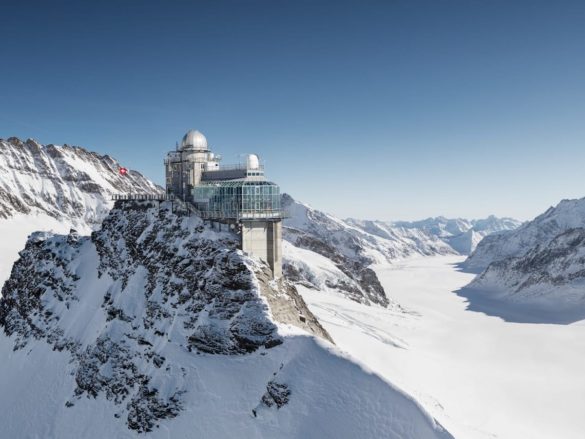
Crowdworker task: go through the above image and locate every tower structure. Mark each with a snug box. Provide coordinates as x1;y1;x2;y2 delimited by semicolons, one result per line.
164;130;220;202
164;129;283;278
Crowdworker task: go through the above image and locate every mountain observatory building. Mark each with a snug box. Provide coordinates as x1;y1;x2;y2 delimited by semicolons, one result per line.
164;129;283;278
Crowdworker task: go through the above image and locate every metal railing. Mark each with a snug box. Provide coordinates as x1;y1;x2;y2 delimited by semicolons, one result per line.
193;208;283;221
111;193;284;221
111;193;167;201
203;163;264;172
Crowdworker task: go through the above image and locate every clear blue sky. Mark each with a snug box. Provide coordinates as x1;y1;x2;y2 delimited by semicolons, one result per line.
1;0;584;221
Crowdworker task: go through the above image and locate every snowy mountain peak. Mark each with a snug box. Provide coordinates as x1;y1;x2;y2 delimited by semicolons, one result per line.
0;136;162;222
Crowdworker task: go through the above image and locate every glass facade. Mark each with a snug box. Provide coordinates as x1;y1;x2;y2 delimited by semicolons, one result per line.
192;180;282;220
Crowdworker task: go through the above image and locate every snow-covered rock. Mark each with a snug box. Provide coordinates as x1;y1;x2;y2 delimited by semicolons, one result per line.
349;215;521;255
0;136;161;287
282;194;454;308
464;197;585;272
0;201;452;439
464;227;585;322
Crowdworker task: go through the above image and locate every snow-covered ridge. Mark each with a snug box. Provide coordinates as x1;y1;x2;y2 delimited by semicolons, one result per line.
459;196;585;322
464;197;585;272
0;201;452;438
348;215;521;255
0;136;161;222
468;227;585;319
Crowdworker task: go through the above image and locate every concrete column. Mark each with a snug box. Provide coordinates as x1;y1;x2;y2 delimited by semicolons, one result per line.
267;221;282;278
240;220;282;278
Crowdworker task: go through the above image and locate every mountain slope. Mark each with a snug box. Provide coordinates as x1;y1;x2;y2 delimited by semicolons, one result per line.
464;197;585;272
0;137;160;221
0;136;161;286
282;194;454;307
0;201;452;439
463;227;585;322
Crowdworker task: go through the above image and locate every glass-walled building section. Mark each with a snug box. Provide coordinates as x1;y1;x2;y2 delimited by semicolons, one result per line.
192;181;281;220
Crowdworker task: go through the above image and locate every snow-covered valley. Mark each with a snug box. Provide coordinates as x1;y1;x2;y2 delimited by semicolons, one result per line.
299;255;585;439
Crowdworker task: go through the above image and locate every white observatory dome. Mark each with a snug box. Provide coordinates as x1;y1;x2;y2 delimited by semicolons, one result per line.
181;130;208;151
247;154;260;170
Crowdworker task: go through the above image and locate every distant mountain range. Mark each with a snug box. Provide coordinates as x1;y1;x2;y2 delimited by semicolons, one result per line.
347;216;522;255
282;194;455;308
282;195;521;308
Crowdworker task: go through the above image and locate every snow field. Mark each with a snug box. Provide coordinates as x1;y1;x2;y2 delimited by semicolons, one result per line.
300;256;585;439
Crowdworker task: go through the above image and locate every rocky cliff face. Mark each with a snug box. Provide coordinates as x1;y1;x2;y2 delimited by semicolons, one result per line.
0;201;452;439
282;194;454;307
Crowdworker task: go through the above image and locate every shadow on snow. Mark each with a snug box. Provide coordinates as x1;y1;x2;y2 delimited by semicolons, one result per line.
453;285;585;325
451;263;585;325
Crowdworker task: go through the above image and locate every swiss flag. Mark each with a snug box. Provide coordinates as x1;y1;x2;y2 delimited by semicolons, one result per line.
119;167;128;176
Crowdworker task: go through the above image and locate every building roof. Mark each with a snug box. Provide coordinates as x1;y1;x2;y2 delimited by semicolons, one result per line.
181;129;208;151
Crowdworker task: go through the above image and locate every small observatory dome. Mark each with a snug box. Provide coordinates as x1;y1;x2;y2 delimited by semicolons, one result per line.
247;154;260;170
181;130;208;151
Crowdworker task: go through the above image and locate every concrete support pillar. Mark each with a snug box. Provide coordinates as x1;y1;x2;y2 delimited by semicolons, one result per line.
267;221;282;278
240;220;282;278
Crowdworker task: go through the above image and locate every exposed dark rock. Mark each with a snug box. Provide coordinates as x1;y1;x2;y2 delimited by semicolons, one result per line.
126;386;184;433
261;380;291;409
